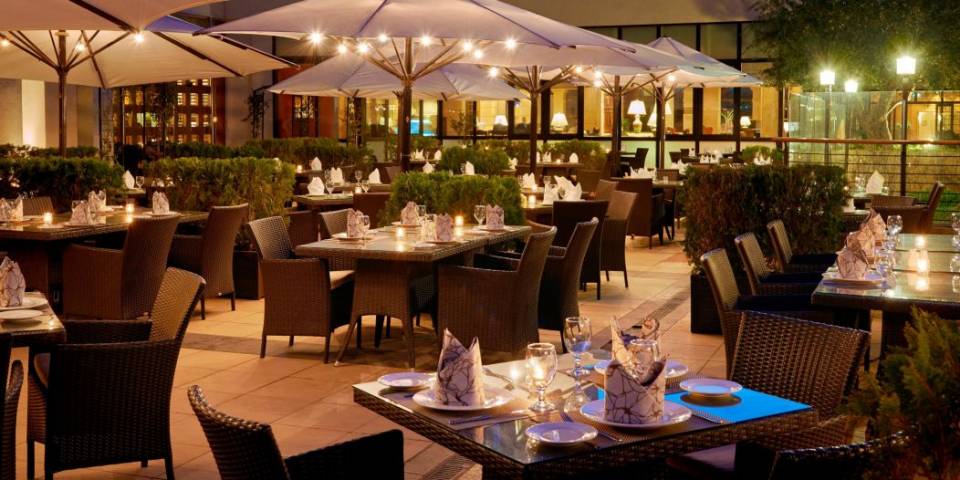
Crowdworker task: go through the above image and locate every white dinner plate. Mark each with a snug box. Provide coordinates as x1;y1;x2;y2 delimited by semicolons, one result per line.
147;211;179;217
593;359;688;379
0;296;47;311
679;378;743;398
0;309;44;323
412;386;512;412
821;271;884;288
391;221;421;228
378;372;434;390
333;232;375;242
580;400;691;430
525;422;597;446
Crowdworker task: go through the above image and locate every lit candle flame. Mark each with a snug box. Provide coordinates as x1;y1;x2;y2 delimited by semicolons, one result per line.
42;212;52;226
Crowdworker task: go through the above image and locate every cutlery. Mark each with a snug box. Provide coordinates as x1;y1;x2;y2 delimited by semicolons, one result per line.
689;409;728;424
449;409;528;426
484;368;524;392
558;409;621;442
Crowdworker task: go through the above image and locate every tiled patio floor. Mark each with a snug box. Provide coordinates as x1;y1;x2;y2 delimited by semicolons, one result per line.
9;233;876;479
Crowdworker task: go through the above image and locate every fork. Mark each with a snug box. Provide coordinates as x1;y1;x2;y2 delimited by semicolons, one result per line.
689;409;728;424
484;368;520;391
558;409;622;442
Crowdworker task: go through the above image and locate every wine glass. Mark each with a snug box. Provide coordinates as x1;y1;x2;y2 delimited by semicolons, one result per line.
459;164;466;175
358;214;370;244
135;176;144;189
473;205;486;226
628;338;662;379
875;250;894;283
563;317;592;408
417;204;427;220
525;343;557;413
354;169;363;183
360;180;370;193
887;215;903;236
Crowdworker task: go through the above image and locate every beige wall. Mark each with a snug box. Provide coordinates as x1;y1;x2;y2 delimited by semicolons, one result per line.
0;80;23;145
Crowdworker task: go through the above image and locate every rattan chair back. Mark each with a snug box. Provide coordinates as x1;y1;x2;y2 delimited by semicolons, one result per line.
0;336;19;480
553;200;607;292
870;195;915;208
576;170;601;194
199;204;247;298
287;210;319;247
594;179;617;202
735;232;772;295
767;220;794;268
120;216;179;319
148;268;205;342
188;385;290;480
607;191;636;222
920;181;945;232
767;430;911;479
384;165;402;183
702;249;740;314
22;196;53;215
873;205;926;233
248;216;294;260
539;219;598;331
353;192;390;227
319;209;349;239
732;311;868;416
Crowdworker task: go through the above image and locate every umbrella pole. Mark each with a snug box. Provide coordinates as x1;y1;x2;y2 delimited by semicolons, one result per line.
57;32;67;157
611;76;622;161
528;68;540;173
398;37;413;171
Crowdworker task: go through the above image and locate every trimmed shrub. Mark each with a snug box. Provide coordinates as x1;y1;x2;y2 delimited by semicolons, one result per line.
477;139;530;164
0;144;99;159
541;140;608;170
379;171;523;226
0;157;122;211
437;145;510;175
680;164;846;273
244;137;372;170
740;145;784;164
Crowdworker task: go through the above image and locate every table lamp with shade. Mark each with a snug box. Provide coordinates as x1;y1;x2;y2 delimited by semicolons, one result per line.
627;100;646;132
493;114;508;127
740;115;752;129
551;112;569;133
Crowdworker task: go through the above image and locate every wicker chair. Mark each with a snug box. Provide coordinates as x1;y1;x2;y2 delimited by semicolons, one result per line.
601;191;637;287
437;228;556;355
615;178;665;248
553;201;608;300
287;210;320;248
0;336;22;480
353;192;391;227
188;386;403;480
318;209;357;271
594;179;617;202
667;311;869;479
656;169;680;239
766;220;837;273
22;196;54;215
734;232;822;295
247;216;353;361
700;249;838;376
28;268;204;480
919;181;945;232
384;165;402;183
63;215;179;319
869;194;915;208
168;204;248;319
575;169;601;194
873;204;926;233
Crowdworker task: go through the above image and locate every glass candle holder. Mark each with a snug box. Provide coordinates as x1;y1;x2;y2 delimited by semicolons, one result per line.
454;215;464;227
917;250;930;274
916;235;927;249
42;212;53;226
395;227;405;239
528;194;536;207
296;165;303;174
525;342;557;413
125;202;135;214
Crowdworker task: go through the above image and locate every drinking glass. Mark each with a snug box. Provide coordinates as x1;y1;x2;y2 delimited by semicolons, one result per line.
473;205;486;226
951;255;960;274
563;317;592;408
887;215;903;236
417;204;427;220
525;343;557;413
628;338;662;378
358;214;370;243
360;180;370;193
875;251;894;282
323;170;332;186
952;213;960;235
355;169;363;183
135;176;144;188
459;164;466;175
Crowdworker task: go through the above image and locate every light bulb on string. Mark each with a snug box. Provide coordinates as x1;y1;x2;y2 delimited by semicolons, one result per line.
472;49;484;60
462;41;473;52
574;65;583;74
0;39;9;48
487;67;499;78
356;42;370;54
505;38;517;50
420;35;432;46
336;43;348;54
133;32;145;44
308;32;323;44
75;42;86;52
377;33;388;43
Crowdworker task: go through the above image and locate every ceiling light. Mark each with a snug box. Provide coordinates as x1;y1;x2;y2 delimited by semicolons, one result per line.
0;39;8;48
593;71;603;79
377;33;389;43
472;49;483;60
357;42;370;54
336;43;348;54
667;74;676;82
308;32;323;44
462;41;474;52
133;32;145;44
74;42;86;52
420;35;432;46
574;65;583;74
505;38;517;50
487;67;499;78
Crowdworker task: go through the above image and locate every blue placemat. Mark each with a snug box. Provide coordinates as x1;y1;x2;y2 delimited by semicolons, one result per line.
665;388;810;424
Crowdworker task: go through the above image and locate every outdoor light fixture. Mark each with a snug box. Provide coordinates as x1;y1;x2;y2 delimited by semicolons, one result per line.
487;66;499;78
505;38;517;50
377;33;388;43
627;100;646;130
75;42;86;52
551;112;569;130
356;42;370;54
420;35;432;46
493;115;508;127
739;115;751;129
667;74;676;83
472;49;484;60
844;79;859;93
133;32;145;44
896;55;917;76
574;65;583;74
336;43;348;54
819;69;835;88
0;39;8;48
462;41;474;52
308;32;323;44
593;71;603;79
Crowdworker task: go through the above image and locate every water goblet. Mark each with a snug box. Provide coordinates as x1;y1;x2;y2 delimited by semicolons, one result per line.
417;204;427;220
563;317;592;408
135;176;144;189
525;343;557;413
355;169;363;183
875;251;893;283
887;215;903;236
473;205;486;226
360;180;370;193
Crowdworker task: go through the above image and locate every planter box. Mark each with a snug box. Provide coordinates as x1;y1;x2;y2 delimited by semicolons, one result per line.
689;272;750;334
233;250;263;300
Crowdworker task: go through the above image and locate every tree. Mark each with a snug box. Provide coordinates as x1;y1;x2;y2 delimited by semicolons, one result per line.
751;0;960;90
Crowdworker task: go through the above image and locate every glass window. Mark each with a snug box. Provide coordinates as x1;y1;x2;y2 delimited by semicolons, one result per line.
740;62;778;138
583;86;613;137
177;113;186;128
176;93;184;106
621;89;657;138
700;24;738;60
549;85;579;134
702;88;736;135
741;23;768;60
621;26;657;44
422;100;438;136
586;27;617;39
443;100;471;137
660;25;696;50
364;99;395;138
189;93;199;106
665;87;694;135
201;93;210;106
476;101;508;136
135;90;143;106
513;98;533;135
190;113;199;128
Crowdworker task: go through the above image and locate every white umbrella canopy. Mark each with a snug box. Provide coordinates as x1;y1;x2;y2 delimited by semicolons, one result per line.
0;17;292;88
4;0;223;31
269;53;521;101
646;37;760;87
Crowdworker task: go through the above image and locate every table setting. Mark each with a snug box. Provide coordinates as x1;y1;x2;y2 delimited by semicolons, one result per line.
0;257;61;337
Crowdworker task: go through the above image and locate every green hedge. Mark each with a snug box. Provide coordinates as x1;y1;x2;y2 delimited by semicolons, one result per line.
144;157;294;220
739;145;784;164
0;157;122;212
680;164;846;273
437;146;510;175
477;139;530;164
0;144;99;159
380;171;523;227
542;140;607;170
245;138;372;170
162;142;264;160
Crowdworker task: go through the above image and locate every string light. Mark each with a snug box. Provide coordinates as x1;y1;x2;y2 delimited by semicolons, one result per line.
377;33;388;43
593;71;603;79
133;32;145;44
472;49;484;60
461;41;474;52
1;39;11;48
356;42;370;54
420;35;432;46
667;74;676;82
505;38;517;50
593;80;602;87
308;32;323;44
574;65;583;74
487;67;499;78
336;43;348;54
74;42;86;52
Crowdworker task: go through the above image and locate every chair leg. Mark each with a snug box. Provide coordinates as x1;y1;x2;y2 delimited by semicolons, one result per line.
260;336;267;358
596;280;601;300
374;316;384;349
404;317;416;369
165;454;175;480
324;334;332;363
388;316;394;336
648;234;653;249
141;459;148;467
356;318;362;348
27;440;34;480
605;270;610;281
659;230;664;245
623;270;629;288
335;316;362;365
230;292;236;311
289;336;294;346
200;296;205;320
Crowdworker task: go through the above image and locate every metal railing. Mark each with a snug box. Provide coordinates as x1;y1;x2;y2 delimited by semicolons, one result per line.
776;137;960;224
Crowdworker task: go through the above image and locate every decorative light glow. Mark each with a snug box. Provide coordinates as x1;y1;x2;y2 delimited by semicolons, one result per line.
356;42;370;54
505;38;517;50
819;69;836;87
308;32;323;44
133;32;145;44
462;41;474;52
844;79;859;93
667;74;676;82
377;33;389;43
593;71;603;79
472;49;483;60
0;39;9;48
487;66;499;78
74;42;86;52
574;65;583;74
336;43;348;54
896;55;917;75
739;115;751;128
593;80;602;87
420;35;432;46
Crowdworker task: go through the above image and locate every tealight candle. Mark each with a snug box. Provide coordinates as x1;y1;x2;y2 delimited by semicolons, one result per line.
454;226;464;238
916;235;927;248
354;186;362;194
396;228;405;239
125;202;135;214
125;214;134;224
296;165;303;173
454;215;464;227
915;275;929;291
42;212;52;226
528;194;536;207
917;250;930;274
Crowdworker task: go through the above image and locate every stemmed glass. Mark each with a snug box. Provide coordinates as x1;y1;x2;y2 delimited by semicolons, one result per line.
360;180;370;193
355;169;363;183
417;204;427;222
525;343;557;413
887;215;903;237
875;250;894;284
135;176;144;189
323;169;332;187
358;214;370;245
562;317;592;408
473;205;486;226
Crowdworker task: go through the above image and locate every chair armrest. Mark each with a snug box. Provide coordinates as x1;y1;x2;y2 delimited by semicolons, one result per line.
62;244;124;317
756;282;819;296
168;234;203;271
285;430;404;480
62;319;152;344
734;416;857;478
474;254;520;271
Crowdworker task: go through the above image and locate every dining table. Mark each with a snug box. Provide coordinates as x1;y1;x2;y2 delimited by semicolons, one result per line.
353;354;816;479
295;224;531;368
293;193;355;212
0;291;65;348
0;208;208;302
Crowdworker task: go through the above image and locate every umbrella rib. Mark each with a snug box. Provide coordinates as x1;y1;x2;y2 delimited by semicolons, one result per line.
2;32;56;68
353;0;390;37
48;31;60;66
466;0;561;48
207;34;297;68
78;31;108;88
154;31;243;77
411;41;459;79
67;0;135;31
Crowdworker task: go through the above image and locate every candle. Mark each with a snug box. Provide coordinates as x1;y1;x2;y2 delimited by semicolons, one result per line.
125;214;134;224
296;165;303;173
915;275;929;291
42;212;52;226
454;215;464;227
125;202;135;214
454;226;464;238
528;194;536;207
354;186;362;194
916;235;927;248
396;228;405;239
917;250;930;274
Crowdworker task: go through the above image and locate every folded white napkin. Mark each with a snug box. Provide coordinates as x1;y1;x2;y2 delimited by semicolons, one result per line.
310;157;322;171
543;152;553;163
413;150;423;161
562;183;583;201
123;170;135;189
152;192;170;215
0;201;11;222
521;173;537;190
70;200;94;224
307;177;325;195
865;170;884;194
331;168;344;185
837;232;870;279
346;209;361;238
434;329;485;406
463;162;475;176
509;157;518;169
368;169;382;184
604;359;666;424
485;205;504;229
542;185;559;205
676;160;688;176
555;176;572;192
434;150;442;161
88;190;108;212
436;214;454;241
569;152;579;164
400;201;420;226
4;197;23;221
863;209;887;240
423;162;435;173
0;257;25;308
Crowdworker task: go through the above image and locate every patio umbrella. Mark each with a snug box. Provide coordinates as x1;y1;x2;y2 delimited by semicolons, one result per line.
202;0;684;170
269;52;522;101
1;1;292;155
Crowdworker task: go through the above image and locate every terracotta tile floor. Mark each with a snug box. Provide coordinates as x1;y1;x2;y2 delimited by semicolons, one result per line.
9;233;877;479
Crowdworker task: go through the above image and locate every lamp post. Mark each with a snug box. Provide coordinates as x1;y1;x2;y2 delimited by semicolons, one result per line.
896;55;916;196
819;69;836;163
843;79;858;168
